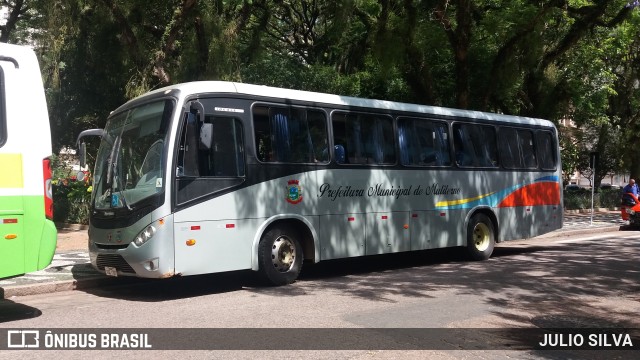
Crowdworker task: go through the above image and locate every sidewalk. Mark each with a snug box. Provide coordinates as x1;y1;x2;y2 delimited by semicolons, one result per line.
0;211;630;299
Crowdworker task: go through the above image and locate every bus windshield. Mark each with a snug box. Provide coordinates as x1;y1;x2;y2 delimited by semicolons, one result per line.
93;99;174;210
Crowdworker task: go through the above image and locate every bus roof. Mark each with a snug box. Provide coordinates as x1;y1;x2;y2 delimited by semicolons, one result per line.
126;81;555;127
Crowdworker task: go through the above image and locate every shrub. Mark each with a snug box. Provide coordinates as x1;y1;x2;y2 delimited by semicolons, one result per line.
51;155;91;225
563;189;621;210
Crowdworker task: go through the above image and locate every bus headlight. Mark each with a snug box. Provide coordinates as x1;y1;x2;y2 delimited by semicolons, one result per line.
134;225;156;247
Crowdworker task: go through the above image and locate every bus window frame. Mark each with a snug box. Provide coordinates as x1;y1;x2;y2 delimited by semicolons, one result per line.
497;125;541;171
451;121;499;169
330;109;397;167
535;129;558;171
251;102;330;166
174;100;248;207
396;116;453;168
0;65;6;148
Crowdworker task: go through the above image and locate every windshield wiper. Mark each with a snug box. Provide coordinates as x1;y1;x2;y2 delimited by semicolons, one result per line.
106;136;132;211
106;136;120;187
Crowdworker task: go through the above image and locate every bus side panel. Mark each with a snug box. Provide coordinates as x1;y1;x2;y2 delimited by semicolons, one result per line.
0;212;24;279
502;206;533;241
36;204;57;271
365;212;410;255
411;210;469;250
0;153;25;278
174;218;257;275
319;213;365;260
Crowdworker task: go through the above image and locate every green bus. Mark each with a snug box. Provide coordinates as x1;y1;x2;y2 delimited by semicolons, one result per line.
0;43;57;279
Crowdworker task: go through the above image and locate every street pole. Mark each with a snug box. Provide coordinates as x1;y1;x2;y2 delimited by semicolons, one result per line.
589;152;598;226
590;167;595;226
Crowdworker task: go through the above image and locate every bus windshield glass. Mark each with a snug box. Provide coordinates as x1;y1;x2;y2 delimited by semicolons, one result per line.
93;99;174;210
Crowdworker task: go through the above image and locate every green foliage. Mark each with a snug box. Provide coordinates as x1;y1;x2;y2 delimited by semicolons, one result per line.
2;0;640;194
53;179;91;225
50;155;91;225
564;189;622;210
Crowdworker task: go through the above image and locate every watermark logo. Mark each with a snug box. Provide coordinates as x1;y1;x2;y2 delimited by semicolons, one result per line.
7;330;39;348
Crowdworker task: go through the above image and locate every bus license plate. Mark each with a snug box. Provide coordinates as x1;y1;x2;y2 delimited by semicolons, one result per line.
104;266;118;277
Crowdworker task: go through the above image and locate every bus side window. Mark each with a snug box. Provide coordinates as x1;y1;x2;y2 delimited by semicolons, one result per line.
536;131;557;170
399;117;452;167
200;116;245;177
518;129;537;168
332;112;394;165
0;66;6;148
334;145;346;164
453;123;498;168
253;105;329;164
178;112;200;177
453;126;473;166
178;114;244;177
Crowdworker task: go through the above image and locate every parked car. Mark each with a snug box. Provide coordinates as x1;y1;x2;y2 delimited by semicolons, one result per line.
565;184;592;194
599;183;620;190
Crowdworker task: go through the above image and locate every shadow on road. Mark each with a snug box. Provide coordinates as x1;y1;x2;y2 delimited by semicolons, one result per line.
77;232;640;336
0;299;42;323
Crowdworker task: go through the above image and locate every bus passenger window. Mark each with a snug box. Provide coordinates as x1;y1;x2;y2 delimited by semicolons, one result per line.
398;117;451;167
179;115;244;177
498;127;538;170
331;112;395;165
518;130;537;168
536;131;557;170
0;67;5;148
252;105;329;164
453;123;498;168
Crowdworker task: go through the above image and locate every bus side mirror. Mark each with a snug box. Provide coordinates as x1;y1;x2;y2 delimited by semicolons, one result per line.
79;142;87;168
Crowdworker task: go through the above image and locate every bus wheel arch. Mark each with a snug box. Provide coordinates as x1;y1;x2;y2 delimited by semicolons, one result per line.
254;217;316;285
465;209;498;261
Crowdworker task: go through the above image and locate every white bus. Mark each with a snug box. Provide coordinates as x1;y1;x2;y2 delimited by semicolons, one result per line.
78;81;562;285
0;43;56;279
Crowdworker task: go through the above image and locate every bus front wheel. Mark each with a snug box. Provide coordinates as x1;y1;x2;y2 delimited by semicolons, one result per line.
258;225;303;286
466;214;495;261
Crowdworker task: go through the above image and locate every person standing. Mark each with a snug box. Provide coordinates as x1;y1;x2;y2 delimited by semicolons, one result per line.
622;179;638;205
624;179;638;195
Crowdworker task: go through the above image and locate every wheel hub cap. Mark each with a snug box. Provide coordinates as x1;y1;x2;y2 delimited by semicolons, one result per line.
271;236;295;273
473;223;491;252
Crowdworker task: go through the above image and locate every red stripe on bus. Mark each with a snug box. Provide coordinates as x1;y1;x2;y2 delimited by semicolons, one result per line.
3;219;18;224
498;182;561;207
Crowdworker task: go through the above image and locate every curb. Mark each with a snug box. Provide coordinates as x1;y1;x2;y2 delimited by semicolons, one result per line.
564;209;620;214
55;223;89;231
1;276;144;299
534;225;622;239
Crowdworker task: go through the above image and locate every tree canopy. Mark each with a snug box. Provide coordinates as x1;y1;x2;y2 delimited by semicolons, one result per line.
2;0;639;184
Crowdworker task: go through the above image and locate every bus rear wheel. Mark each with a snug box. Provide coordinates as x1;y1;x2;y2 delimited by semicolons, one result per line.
258;225;303;286
466;214;495;261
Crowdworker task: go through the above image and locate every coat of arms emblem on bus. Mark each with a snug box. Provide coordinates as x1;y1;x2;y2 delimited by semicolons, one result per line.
286;180;303;204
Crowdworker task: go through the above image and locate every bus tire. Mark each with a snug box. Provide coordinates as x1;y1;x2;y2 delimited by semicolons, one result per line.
258;225;303;286
466;213;495;261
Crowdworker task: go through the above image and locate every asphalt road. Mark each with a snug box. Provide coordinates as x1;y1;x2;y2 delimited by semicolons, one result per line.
0;228;638;359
